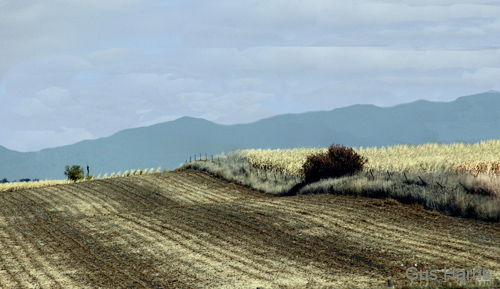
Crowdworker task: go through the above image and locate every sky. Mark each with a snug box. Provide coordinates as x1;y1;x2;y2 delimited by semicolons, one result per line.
1;0;500;152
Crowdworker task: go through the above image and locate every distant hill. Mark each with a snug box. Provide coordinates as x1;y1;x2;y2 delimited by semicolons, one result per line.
1;91;500;181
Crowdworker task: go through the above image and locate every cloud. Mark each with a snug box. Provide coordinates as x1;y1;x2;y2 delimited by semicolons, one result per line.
2;1;500;151
230;78;262;87
70;72;161;107
3;45;500;151
70;0;145;12
179;91;274;124
3;56;91;98
317;2;500;29
36;87;77;108
158;77;203;95
84;48;140;69
463;67;500;88
0;128;93;152
126;89;275;126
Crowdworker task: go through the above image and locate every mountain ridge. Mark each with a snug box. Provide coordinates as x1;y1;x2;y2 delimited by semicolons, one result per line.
1;91;499;181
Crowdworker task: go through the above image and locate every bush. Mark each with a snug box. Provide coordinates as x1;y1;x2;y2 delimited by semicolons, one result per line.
303;144;367;183
64;165;84;182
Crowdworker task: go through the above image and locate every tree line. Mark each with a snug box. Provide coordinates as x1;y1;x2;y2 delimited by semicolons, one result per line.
1;164;90;183
1;178;40;183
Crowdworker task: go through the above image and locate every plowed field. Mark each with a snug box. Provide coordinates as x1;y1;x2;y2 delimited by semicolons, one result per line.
0;170;499;288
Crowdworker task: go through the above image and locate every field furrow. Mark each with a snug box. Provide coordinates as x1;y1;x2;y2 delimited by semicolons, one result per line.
0;195;86;288
0;170;498;288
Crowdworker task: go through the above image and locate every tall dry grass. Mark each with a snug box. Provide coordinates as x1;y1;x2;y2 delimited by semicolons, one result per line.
182;140;500;222
0;179;75;193
236;139;500;177
177;154;303;196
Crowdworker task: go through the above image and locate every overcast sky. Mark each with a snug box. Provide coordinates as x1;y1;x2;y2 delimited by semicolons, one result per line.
1;0;500;152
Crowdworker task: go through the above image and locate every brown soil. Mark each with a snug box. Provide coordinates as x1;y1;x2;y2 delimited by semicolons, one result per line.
0;170;499;288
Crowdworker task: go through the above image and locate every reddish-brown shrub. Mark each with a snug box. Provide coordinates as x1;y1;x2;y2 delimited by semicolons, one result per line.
303;144;367;183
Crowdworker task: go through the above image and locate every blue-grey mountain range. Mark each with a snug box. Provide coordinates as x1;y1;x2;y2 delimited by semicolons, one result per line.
1;91;500;181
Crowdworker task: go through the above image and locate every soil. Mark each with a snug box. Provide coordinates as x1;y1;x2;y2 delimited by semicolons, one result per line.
0;170;498;288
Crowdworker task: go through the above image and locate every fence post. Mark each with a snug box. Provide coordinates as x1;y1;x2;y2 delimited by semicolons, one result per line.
418;176;427;186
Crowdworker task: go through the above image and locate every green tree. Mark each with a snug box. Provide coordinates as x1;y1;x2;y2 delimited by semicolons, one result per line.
64;165;84;182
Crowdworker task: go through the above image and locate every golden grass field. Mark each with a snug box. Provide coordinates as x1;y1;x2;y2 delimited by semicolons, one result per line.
236;139;500;177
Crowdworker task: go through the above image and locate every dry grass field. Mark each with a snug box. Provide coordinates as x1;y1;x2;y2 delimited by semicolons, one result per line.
0;169;499;288
236;139;500;177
